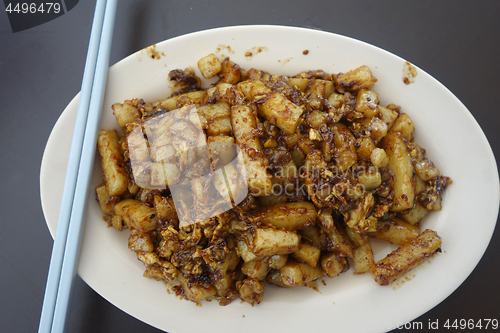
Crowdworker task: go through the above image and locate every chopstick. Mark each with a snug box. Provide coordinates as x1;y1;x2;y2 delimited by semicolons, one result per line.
38;0;118;332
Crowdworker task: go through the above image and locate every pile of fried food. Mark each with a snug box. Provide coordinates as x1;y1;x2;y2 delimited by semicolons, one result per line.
95;53;451;306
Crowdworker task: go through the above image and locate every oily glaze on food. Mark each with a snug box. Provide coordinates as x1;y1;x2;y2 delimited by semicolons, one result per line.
95;53;451;306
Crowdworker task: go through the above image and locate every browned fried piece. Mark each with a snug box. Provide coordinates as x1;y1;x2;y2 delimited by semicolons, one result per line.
370;229;442;285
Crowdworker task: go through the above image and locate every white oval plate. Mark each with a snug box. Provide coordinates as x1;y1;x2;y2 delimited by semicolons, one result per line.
40;25;499;333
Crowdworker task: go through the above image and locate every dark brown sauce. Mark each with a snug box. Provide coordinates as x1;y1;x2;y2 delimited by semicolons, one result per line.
142;44;163;60
245;46;268;59
278;57;293;65
215;44;235;55
307;281;321;293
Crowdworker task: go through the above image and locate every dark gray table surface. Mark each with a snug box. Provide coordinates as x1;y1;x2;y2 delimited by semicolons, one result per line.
1;1;499;332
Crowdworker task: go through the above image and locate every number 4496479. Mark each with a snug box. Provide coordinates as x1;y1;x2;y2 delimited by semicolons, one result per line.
444;319;498;330
5;2;61;14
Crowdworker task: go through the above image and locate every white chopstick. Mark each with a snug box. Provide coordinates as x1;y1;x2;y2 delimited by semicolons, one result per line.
38;0;117;332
